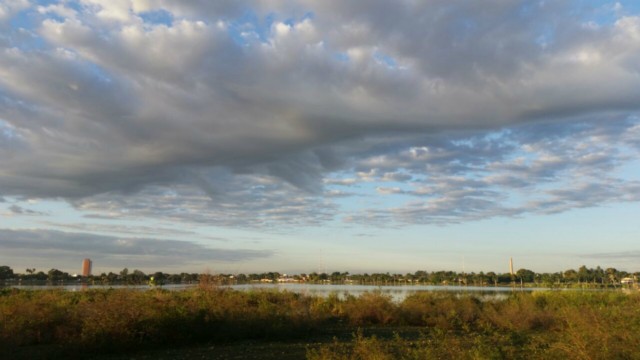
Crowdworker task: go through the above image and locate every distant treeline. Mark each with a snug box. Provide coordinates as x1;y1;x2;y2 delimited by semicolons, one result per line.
1;265;637;287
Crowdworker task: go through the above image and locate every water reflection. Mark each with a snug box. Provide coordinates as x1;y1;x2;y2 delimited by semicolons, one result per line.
5;283;549;301
231;283;546;301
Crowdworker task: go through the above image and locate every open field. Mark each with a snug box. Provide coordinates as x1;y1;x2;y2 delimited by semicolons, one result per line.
2;287;640;359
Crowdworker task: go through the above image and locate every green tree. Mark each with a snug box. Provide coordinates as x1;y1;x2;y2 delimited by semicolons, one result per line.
119;268;131;283
594;266;605;284
103;272;118;284
473;271;486;286
516;269;535;283
577;265;592;283
131;269;147;284
497;273;512;284
563;269;578;283
34;271;47;281
167;273;182;283
606;268;619;285
47;268;67;282
152;272;166;285
0;266;14;280
486;272;498;286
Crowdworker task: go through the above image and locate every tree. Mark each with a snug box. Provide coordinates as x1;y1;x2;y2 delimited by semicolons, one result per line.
486;272;498;286
119;268;132;283
594;266;605;284
152;272;166;285
0;266;14;280
168;273;182;283
330;271;342;283
34;271;47;281
563;269;578;283
577;265;592;283
472;271;486;286
106;272;118;284
47;268;67;282
180;272;198;283
540;272;558;286
131;269;147;284
516;269;535;283
497;273;512;284
606;268;619;285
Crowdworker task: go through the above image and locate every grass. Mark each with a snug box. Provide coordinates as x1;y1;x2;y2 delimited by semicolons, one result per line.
1;288;640;359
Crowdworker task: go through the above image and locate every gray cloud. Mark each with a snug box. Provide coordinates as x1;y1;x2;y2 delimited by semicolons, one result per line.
581;251;640;261
0;1;638;228
0;228;273;270
37;221;206;239
579;251;640;269
6;204;48;216
71;173;337;229
341;118;640;226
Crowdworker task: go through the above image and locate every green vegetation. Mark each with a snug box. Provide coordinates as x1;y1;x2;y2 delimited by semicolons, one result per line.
308;291;640;360
1;287;640;359
1;264;638;287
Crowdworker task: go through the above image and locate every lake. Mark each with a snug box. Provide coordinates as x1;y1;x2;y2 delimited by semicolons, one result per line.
3;282;555;301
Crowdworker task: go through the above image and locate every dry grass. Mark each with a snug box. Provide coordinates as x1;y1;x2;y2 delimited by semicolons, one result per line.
1;288;640;359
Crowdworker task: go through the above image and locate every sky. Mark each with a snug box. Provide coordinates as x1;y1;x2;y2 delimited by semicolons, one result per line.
1;0;640;275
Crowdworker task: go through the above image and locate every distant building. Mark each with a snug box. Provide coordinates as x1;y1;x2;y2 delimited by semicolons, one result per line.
82;258;92;277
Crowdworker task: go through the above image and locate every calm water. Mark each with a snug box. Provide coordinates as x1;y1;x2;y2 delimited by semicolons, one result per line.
229;283;542;301
4;282;551;301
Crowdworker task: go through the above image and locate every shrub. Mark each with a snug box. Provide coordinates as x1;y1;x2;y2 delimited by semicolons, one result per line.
341;292;396;326
2;288;640;359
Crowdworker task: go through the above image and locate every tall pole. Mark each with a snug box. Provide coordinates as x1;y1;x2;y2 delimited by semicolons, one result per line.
509;257;515;289
509;257;514;276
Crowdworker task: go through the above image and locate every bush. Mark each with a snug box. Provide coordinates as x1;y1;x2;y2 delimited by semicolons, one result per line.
341;292;396;326
2;288;640;359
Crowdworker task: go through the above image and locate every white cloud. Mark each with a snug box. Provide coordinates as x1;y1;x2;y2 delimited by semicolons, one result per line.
615;16;640;40
37;4;78;20
80;0;134;23
0;0;29;23
0;1;638;229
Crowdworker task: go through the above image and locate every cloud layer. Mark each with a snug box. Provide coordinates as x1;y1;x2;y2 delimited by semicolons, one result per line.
1;0;639;229
0;228;272;270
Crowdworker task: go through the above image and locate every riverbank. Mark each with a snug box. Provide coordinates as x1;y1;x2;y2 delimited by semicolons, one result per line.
3;281;633;301
2;287;639;359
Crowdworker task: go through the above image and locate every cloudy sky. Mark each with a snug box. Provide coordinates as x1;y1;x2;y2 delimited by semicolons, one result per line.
1;0;639;275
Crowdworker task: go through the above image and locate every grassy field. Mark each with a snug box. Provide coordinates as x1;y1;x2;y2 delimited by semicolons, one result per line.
2;287;640;359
